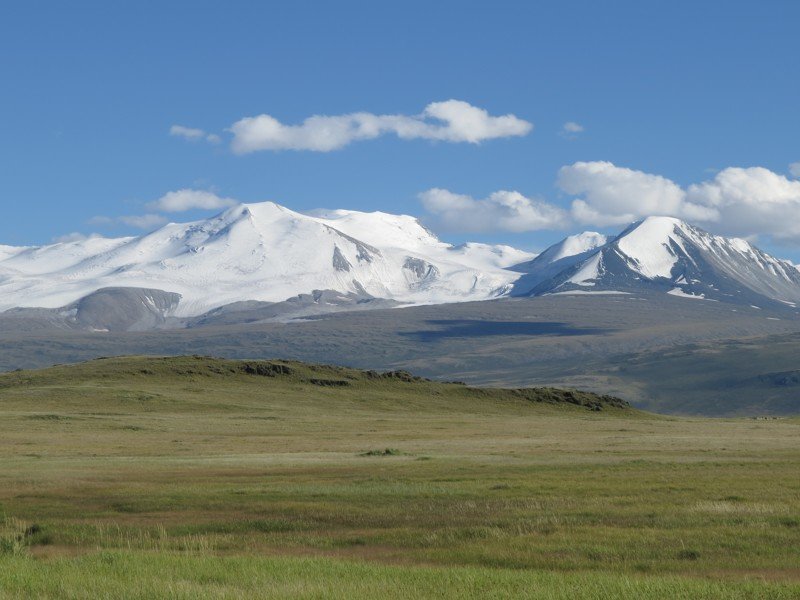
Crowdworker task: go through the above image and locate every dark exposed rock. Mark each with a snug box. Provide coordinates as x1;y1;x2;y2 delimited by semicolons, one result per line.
403;257;439;280
332;246;352;272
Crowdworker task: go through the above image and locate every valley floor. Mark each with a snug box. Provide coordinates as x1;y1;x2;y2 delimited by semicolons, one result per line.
0;357;798;598
4;293;800;416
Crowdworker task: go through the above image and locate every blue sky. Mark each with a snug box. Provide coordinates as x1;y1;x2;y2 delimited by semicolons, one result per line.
2;1;799;257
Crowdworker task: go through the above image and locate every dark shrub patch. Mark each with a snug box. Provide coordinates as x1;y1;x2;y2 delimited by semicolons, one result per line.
360;448;403;456
240;362;294;377
308;378;350;387
381;370;426;383
677;549;701;560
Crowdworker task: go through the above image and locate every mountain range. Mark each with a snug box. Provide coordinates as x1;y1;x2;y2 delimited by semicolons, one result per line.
513;216;800;308
2;202;800;331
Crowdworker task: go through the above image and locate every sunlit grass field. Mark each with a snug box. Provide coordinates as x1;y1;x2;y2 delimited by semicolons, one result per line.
0;356;798;598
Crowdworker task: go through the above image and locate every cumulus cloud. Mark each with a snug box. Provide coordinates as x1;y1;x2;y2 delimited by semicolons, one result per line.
560;121;584;139
418;188;567;233
686;167;800;241
89;214;168;230
558;161;800;243
229;100;532;154
146;189;238;213
790;162;800;178
558;161;718;226
170;125;221;144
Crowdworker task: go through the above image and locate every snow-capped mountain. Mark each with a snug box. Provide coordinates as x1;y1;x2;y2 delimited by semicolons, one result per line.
510;231;607;293
3;207;800;332
0;202;534;318
515;216;800;307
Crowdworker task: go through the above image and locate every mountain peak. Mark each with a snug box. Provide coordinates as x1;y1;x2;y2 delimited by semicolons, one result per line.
612;216;695;279
310;208;441;250
619;215;690;240
0;202;523;315
546;231;608;263
636;215;685;226
226;201;296;223
518;217;800;308
508;230;608;294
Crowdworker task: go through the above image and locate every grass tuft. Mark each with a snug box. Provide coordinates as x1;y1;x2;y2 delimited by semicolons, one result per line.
360;448;404;456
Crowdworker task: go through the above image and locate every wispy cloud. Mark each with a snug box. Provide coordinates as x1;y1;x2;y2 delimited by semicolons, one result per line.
227;100;532;153
52;232;103;243
89;214;168;230
170;125;221;144
418;188;566;233
560;121;584;139
146;189;238;212
88;188;239;234
790;162;800;178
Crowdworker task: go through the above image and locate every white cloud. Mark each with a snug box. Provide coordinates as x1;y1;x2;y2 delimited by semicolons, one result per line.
147;189;238;213
87;189;238;235
170;125;221;144
419;188;567;233
89;213;168;230
170;125;205;140
686;167;800;241
558;161;717;226
560;121;584;139
790;162;800;178
558;161;800;243
228;100;532;154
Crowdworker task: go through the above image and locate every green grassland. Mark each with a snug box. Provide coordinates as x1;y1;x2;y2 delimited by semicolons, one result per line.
0;356;798;598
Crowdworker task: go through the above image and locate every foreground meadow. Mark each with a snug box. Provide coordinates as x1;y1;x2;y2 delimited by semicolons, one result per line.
0;356;798;599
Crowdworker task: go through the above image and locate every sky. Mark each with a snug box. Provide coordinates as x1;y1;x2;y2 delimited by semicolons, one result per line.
1;0;799;257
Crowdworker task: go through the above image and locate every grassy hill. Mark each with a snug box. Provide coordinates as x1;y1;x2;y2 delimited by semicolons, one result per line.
3;294;800;416
0;356;798;598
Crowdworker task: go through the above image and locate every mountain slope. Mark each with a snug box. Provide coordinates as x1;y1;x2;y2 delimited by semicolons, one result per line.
519;216;800;308
0;202;534;317
510;231;607;294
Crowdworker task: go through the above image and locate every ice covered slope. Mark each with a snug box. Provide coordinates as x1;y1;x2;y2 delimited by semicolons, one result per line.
522;216;800;307
0;202;534;317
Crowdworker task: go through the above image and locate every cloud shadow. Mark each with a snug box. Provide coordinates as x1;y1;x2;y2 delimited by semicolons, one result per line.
399;320;613;342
